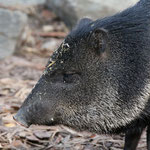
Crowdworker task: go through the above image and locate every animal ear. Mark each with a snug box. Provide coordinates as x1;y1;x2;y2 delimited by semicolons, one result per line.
75;18;92;29
90;28;109;55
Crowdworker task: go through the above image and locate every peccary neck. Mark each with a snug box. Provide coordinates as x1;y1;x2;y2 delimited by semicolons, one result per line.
139;0;150;6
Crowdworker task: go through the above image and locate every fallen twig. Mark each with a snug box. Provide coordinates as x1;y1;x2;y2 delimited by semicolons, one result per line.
32;32;67;38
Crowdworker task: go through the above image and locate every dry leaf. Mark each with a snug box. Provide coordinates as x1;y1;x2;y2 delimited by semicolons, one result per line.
4;123;16;128
33;131;52;140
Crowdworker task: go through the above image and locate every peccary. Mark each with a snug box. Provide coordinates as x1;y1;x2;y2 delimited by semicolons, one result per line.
14;0;150;149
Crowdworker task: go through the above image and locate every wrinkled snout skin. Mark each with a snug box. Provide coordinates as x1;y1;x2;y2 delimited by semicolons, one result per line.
14;76;58;127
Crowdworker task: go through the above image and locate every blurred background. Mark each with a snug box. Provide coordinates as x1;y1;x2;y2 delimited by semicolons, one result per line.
0;0;146;149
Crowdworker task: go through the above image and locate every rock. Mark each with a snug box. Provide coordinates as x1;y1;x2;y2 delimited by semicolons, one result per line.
46;0;138;29
0;9;27;38
42;25;55;32
0;0;46;6
0;9;28;59
0;36;16;59
20;26;36;47
41;39;61;51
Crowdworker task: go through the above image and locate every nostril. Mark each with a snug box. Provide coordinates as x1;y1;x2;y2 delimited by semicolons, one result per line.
13;113;30;128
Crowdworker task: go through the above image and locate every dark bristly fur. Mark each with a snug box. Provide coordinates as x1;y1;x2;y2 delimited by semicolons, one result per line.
14;0;150;149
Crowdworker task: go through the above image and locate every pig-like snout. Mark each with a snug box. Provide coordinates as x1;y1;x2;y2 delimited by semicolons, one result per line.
13;108;31;128
13;75;58;127
13;76;43;127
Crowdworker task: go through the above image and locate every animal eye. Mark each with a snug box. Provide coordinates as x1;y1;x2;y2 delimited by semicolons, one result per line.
63;72;80;83
63;73;73;83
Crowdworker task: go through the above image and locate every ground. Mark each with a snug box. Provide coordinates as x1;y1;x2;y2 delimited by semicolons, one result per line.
0;6;147;150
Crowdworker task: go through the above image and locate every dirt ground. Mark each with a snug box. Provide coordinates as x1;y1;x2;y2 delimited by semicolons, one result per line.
0;6;147;150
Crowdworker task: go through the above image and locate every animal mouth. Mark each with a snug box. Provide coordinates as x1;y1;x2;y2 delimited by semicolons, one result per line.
13;114;30;128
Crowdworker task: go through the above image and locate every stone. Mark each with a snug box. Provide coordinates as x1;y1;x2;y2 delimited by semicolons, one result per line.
42;25;54;32
0;9;28;59
46;0;138;29
41;39;61;51
0;36;16;59
0;0;46;6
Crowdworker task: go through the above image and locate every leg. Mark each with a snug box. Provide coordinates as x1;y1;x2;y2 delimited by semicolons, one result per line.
124;127;144;150
147;125;150;150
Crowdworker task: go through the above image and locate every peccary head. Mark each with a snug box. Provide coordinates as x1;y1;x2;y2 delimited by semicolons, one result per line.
14;0;150;134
